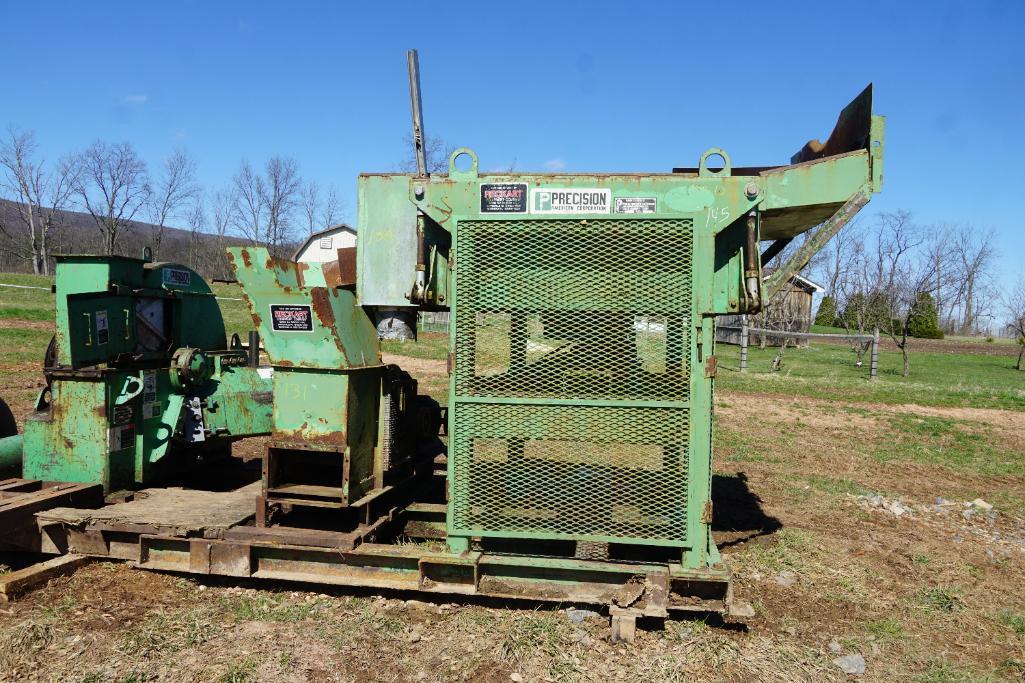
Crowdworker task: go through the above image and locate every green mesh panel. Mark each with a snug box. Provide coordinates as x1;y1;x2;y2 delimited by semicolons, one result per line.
450;218;694;545
450;403;690;542
454;219;693;401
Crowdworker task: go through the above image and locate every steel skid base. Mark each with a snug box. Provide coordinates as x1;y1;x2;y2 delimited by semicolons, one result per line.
16;469;732;640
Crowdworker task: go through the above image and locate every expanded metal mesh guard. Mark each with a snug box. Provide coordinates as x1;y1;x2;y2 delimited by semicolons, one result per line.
450;218;695;545
450;403;690;542
454;219;693;401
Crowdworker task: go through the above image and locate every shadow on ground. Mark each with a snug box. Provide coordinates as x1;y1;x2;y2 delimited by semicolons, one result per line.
712;471;781;548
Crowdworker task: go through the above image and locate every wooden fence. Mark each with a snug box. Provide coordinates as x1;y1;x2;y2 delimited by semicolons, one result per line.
719;316;880;379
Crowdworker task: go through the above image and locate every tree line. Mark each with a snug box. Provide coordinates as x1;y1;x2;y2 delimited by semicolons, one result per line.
0;127;344;280
766;210;1019;375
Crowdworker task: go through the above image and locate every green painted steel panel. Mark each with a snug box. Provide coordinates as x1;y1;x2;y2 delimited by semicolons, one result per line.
23;380;110;487
227;246;380;370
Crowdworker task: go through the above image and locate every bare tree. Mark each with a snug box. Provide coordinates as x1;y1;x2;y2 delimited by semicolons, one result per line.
230;157;302;256
401;133;456;175
819;218;858;297
1005;279;1025;371
263;157;301;254
210;187;235;280
921;224;957;331
849;211;942;377
835;212;938;375
320;184;342;228
300;180;320;234
835;281;878;366
951;226;996;334
230;160;265;247
184;195;205;270
148;148;198;259
73;140;150;255
0;128;77;274
766;287;806;372
299;181;346;235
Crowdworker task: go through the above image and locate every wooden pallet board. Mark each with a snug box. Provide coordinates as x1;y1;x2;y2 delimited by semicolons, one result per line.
37;482;260;537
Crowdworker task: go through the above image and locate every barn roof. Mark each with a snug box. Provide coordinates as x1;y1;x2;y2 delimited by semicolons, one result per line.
761;267;825;293
293;224;356;261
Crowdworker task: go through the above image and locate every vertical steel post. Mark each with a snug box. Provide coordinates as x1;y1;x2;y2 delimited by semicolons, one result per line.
407;49;427;179
248;331;260;368
740;315;749;373
870;328;879;380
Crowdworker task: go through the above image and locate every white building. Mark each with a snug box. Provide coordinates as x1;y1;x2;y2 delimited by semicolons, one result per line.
293;224;357;264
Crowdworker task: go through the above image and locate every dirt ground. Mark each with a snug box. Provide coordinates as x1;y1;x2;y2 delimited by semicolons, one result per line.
1;384;1023;682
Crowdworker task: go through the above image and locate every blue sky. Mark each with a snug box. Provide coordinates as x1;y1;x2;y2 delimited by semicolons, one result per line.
1;1;1022;287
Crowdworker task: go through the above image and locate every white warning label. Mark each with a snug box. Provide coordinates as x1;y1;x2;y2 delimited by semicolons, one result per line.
108;424;136;452
530;188;611;215
143;371;157;402
95;310;109;345
143;401;162;420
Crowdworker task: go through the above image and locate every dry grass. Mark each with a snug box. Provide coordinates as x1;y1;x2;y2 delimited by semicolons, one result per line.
1;293;1024;680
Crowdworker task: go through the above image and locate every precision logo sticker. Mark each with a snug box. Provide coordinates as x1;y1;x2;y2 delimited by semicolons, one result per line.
530;188;611;214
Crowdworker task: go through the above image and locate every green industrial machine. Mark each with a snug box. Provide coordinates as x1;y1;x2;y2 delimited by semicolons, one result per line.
353;62;883;582
2;254;274;491
0;52;884;633
225;247;432;523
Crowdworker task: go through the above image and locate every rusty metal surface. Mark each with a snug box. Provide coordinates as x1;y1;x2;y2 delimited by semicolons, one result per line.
791;84;874;163
336;247;357;286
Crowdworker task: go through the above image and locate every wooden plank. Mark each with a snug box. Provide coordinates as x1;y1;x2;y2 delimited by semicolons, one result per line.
267;484;345;500
0;555;91;602
221;525;360;550
404;503;447;514
38;484;258;533
0;479;43;494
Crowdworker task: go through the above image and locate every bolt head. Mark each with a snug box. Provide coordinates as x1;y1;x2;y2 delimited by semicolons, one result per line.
414;183;425;198
745;182;759;199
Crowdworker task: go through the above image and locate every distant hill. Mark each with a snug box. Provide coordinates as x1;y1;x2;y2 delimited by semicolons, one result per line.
0;199;289;280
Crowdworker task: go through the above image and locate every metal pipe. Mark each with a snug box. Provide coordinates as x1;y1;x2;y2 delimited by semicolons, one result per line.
744;211;761;312
0;434;23;476
407;49;427;178
248;331;260;368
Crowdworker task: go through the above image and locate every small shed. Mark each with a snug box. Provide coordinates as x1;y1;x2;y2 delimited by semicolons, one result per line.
717;272;824;347
294;224;357;264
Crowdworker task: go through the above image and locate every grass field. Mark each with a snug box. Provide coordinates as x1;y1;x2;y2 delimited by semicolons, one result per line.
1;272;1024;681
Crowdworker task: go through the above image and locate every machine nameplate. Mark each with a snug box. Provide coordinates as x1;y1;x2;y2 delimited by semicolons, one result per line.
614;197;657;214
480;183;527;214
270;304;314;332
163;267;192;287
